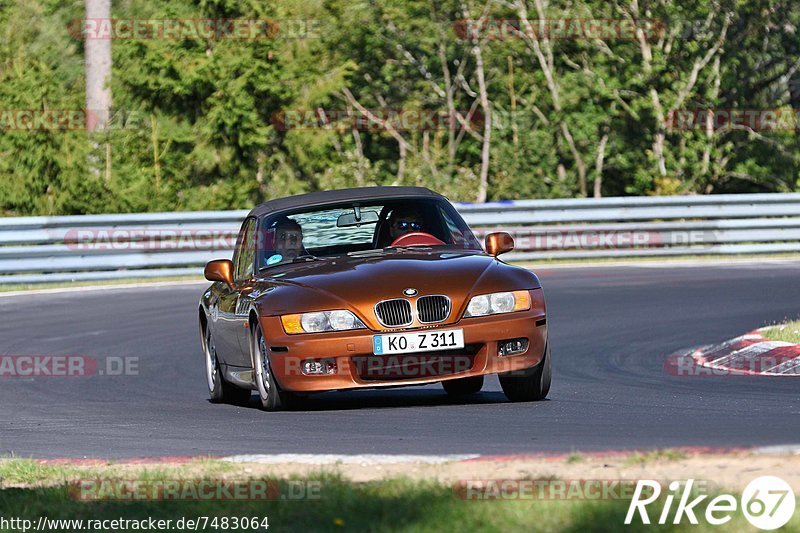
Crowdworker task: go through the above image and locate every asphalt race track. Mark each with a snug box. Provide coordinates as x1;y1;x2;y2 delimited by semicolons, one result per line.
1;262;799;459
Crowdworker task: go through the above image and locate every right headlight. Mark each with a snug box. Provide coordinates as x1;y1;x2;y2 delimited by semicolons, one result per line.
463;290;531;317
281;310;366;334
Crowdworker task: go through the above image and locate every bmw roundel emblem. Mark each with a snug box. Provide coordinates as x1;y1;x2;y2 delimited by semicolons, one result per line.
403;288;418;297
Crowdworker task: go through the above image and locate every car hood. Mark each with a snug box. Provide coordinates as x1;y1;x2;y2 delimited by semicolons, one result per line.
249;248;540;328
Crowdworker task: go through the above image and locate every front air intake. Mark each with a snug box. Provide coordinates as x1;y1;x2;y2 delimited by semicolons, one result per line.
416;295;451;323
374;298;413;327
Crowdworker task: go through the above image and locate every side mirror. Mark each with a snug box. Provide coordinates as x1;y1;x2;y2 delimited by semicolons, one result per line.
204;259;234;289
485;232;514;257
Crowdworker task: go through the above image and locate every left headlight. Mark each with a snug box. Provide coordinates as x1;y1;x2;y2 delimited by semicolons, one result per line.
281;310;366;334
463;290;531;318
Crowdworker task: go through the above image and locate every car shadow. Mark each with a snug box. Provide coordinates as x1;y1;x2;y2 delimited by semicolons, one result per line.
235;388;514;412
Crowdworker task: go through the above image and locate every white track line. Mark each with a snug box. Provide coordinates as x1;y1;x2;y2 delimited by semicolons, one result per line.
754;445;800;455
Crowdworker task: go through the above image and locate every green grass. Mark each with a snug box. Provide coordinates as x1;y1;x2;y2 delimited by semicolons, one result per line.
623;449;689;466
565;453;585;464
0;458;246;487
0;460;94;485
3;474;795;532
0;460;797;532
761;320;800;344
186;457;239;476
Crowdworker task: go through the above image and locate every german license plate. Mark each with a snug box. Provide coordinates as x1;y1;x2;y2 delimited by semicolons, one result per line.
373;329;464;355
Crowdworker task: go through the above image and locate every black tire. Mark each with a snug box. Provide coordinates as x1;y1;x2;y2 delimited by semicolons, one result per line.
442;375;484;396
499;343;552;402
203;324;251;405
251;323;287;411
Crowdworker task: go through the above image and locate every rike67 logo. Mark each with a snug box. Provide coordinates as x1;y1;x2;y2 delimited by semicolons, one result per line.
625;476;795;530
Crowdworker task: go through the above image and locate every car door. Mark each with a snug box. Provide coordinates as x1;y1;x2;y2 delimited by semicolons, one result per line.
214;217;256;367
230;217;259;367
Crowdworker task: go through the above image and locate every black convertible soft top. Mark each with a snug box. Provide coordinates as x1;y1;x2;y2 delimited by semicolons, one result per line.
248;186;445;218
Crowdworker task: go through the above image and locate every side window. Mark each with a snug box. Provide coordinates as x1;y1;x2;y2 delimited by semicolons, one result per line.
438;206;466;246
233;218;256;281
437;205;482;249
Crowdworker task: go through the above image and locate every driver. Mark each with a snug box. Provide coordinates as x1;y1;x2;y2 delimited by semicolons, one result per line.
388;207;424;241
265;217;304;265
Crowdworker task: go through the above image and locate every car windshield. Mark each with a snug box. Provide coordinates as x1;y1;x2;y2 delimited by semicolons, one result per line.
256;198;481;269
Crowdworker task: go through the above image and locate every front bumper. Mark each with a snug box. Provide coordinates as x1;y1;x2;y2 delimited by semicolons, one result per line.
259;289;547;392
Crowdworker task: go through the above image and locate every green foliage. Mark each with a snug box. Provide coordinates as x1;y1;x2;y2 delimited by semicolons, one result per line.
1;0;799;215
3;470;793;532
761;320;800;344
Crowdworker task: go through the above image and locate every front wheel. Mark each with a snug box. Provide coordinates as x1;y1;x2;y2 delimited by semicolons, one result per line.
203;324;251;405
251;323;288;411
499;343;552;402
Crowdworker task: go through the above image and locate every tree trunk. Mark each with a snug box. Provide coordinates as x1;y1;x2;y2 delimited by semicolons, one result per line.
593;133;609;198
85;0;111;130
507;56;519;161
84;0;112;181
473;43;491;203
150;114;161;191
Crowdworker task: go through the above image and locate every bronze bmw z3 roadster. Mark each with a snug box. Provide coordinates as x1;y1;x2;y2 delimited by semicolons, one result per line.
199;186;550;410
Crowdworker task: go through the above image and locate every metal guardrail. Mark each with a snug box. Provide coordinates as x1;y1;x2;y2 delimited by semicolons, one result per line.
2;193;800;284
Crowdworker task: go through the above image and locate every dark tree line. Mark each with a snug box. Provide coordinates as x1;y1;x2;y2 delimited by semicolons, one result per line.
1;0;798;215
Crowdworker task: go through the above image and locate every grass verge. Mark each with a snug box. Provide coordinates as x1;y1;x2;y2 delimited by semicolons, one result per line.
1;459;798;532
623;449;689;466
761;320;800;344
